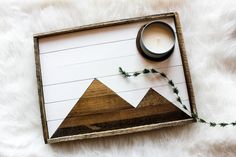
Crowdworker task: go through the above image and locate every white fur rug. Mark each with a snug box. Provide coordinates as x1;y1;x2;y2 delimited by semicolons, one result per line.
0;0;236;156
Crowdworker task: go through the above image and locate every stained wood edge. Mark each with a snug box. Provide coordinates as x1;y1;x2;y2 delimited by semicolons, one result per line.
34;37;49;144
47;118;194;144
33;12;175;38
173;13;198;116
33;12;197;144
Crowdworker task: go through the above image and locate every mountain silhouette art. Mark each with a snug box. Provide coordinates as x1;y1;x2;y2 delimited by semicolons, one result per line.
52;79;190;138
137;88;174;108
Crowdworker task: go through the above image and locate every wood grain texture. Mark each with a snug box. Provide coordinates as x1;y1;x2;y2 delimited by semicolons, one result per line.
34;12;197;143
34;37;49;143
51;80;190;138
48;118;194;144
34;13;174;38
173;13;197;116
68;79;133;117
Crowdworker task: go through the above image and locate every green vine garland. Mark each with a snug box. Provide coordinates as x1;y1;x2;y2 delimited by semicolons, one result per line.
119;67;236;127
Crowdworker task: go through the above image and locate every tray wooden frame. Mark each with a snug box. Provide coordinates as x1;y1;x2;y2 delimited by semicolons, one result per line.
34;12;197;144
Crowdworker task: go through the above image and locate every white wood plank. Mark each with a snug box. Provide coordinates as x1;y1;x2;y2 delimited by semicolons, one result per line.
47;119;63;138
45;99;77;121
40;39;136;68
39;22;146;53
153;83;189;102
43;66;185;103
98;66;186;93
43;79;93;103
114;89;149;108
41;50;182;86
40;37;181;73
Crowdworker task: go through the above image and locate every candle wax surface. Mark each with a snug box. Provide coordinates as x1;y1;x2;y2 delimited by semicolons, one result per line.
142;23;175;54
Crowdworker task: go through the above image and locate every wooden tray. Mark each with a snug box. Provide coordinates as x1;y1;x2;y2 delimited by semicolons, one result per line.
34;12;197;144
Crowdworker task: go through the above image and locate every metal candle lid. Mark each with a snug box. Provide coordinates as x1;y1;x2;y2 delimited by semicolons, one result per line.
136;21;176;61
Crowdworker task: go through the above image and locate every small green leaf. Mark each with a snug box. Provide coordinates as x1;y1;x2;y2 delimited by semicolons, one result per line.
143;69;150;74
119;67;131;77
199;118;206;123
182;105;187;110
231;122;236;126
210;122;217;127
151;69;158;73
177;97;182;104
173;87;179;94
168;80;174;86
119;67;123;73
219;123;228;127
160;72;166;77
133;72;141;76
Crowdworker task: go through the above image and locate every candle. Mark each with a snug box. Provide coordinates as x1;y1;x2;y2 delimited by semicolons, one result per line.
138;21;175;60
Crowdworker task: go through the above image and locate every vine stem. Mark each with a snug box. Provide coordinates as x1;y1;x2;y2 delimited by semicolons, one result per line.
119;67;236;127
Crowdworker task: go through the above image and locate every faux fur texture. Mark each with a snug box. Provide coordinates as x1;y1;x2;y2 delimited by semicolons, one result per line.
0;0;236;156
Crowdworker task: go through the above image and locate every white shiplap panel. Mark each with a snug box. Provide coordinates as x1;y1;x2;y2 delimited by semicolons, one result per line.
39;22;146;53
43;79;93;103
39;17;190;137
98;65;186;94
43;66;186;103
39;18;176;54
40;39;136;69
41;49;182;86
